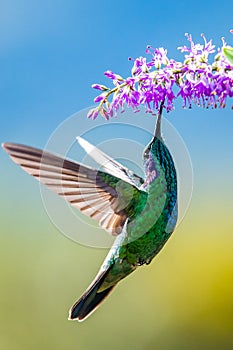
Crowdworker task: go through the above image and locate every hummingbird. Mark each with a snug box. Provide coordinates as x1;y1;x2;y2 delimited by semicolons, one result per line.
2;112;177;321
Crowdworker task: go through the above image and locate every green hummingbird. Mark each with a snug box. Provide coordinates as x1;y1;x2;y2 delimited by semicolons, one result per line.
2;113;177;321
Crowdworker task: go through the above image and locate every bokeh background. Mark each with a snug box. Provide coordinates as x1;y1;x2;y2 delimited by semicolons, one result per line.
0;1;232;349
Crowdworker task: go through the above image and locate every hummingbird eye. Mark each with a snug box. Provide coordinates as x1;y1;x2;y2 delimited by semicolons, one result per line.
144;148;150;160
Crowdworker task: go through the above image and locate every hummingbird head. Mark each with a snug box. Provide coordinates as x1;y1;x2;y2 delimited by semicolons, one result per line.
143;112;162;163
142;106;177;194
142;113;164;186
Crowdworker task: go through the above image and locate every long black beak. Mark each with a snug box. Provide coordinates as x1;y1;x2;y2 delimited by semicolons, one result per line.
143;102;164;160
154;102;164;140
155;112;162;138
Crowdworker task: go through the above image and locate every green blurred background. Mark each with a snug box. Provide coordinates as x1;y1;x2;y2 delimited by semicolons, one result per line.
0;1;233;349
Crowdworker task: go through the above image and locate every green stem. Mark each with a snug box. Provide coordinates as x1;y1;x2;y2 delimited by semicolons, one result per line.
99;82;127;108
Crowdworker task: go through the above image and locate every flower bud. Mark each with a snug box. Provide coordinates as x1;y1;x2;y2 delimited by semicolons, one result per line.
222;46;233;66
92;84;109;91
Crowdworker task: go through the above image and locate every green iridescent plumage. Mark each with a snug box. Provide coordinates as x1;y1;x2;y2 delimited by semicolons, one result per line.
94;131;177;294
2;113;178;322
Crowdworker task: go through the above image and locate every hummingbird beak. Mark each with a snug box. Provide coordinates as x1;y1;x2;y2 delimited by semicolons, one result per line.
154;113;161;139
154;102;164;140
144;104;163;160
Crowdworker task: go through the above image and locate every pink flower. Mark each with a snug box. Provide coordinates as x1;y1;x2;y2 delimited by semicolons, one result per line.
89;33;233;120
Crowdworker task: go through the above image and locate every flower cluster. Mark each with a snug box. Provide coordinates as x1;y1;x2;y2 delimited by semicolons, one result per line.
88;33;233;120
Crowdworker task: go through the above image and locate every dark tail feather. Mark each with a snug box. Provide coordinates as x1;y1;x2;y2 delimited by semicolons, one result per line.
68;268;115;322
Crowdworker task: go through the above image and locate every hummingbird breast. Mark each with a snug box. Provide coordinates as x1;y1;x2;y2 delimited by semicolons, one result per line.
122;140;178;266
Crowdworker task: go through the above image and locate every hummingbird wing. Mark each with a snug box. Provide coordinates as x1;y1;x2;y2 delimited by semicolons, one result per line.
77;136;144;188
2;142;146;236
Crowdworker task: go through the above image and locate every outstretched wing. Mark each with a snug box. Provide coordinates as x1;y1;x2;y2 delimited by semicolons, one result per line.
77;137;144;188
2;142;146;236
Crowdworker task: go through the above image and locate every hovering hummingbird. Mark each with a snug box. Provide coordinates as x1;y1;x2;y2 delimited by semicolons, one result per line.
2;113;177;321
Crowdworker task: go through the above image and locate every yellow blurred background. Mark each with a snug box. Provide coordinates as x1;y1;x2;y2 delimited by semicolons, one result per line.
1;1;233;349
0;171;232;349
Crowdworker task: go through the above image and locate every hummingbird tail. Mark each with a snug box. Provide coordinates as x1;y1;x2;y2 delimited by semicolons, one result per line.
68;267;115;322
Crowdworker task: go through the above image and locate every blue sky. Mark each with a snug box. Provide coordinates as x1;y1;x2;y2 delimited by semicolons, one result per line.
1;0;232;195
1;1;233;138
0;3;232;348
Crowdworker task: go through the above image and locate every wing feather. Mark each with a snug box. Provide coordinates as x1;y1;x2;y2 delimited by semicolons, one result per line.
2;142;143;236
76;136;144;188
